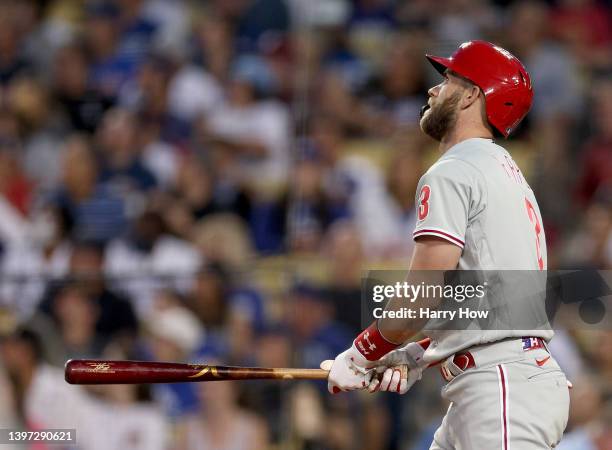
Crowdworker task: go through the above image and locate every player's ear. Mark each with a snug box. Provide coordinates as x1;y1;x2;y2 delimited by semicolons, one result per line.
460;84;481;110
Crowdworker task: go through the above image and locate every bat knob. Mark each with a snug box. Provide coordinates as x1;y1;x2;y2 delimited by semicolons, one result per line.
319;360;333;371
64;359;77;384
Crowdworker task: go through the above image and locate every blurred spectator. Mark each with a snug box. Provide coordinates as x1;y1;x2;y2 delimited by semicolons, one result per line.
379;136;428;259
144;302;204;418
574;77;612;208
0;16;29;85
113;0;159;64
235;0;290;53
85;0;158;99
225;287;267;366
360;33;428;133
177;378;269;450
84;2;129;98
89;393;169;448
143;0;190;56
580;330;612;389
9;76;67;194
81;380;169;450
556;375;609;450
547;328;589;381
550;0;612;68
205;54;291;192
40;240;138;341
185;264;230;332
18;0;74;75
561;200;611;268
321;27;370;93
317;70;374;135
50;284;105;359
53;134;127;242
0;358;18;434
0;129;32;245
322;221;366;333
287;116;352;251
287;283;352;370
191;10;235;82
308;117;413;256
248;324;294;444
163;157;251;239
1;203;72;320
0;327;89;429
507;0;584;124
386;147;421;222
429;0;498;52
191;214;254;271
1;325;168;449
350;0;396;29
166;56;223;123
53;44;114;133
96;107;157;195
105;210;201;316
287;154;337;252
287;0;351;28
120;54;192;146
136;114;180;190
145;298;205;362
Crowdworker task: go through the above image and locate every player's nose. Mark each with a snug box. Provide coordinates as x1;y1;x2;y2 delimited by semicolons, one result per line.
428;84;440;98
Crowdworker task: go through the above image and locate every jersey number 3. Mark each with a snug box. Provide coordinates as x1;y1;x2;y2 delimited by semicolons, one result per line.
524;198;544;270
418;185;431;220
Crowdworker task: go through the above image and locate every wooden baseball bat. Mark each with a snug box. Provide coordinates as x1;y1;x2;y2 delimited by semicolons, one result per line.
65;359;330;385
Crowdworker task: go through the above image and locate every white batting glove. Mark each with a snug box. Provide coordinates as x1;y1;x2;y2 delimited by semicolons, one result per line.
367;339;430;394
320;344;375;394
321;323;406;394
368;364;422;394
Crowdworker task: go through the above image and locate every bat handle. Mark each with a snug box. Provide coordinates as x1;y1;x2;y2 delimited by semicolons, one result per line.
272;368;329;380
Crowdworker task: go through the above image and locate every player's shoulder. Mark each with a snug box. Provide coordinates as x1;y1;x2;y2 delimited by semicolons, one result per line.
425;138;502;181
442;137;505;165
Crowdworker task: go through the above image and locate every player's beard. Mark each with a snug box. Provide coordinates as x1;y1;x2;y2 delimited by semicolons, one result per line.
420;92;461;141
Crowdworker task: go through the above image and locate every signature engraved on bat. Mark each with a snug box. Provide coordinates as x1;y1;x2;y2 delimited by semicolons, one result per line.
188;365;221;378
87;362;115;373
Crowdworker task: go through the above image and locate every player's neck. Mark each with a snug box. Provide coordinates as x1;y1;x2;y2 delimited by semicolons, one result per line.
439;123;494;154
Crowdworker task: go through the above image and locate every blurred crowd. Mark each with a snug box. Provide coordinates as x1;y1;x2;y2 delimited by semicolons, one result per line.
0;0;610;449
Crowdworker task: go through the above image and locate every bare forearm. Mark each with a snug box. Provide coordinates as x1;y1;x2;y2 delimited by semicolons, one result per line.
377;237;461;344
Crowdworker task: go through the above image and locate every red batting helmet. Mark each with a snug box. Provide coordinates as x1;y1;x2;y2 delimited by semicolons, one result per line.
426;40;533;138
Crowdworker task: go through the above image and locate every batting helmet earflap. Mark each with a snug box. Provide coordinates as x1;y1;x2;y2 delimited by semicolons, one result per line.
425;41;533;138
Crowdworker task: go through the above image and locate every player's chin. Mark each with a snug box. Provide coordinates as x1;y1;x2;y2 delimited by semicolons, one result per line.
418;114;429;132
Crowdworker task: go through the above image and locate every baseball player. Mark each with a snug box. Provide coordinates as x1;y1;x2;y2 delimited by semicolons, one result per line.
321;41;570;449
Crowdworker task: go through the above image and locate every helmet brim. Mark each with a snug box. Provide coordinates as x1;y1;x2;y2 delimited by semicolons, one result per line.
425;55;452;76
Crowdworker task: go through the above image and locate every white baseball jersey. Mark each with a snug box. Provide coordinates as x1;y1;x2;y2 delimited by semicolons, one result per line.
412;138;552;362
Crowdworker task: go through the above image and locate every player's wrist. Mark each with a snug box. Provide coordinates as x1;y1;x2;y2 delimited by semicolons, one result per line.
354;322;401;361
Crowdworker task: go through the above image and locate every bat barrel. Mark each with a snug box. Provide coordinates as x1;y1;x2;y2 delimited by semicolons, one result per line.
65;360;328;384
65;360;200;384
